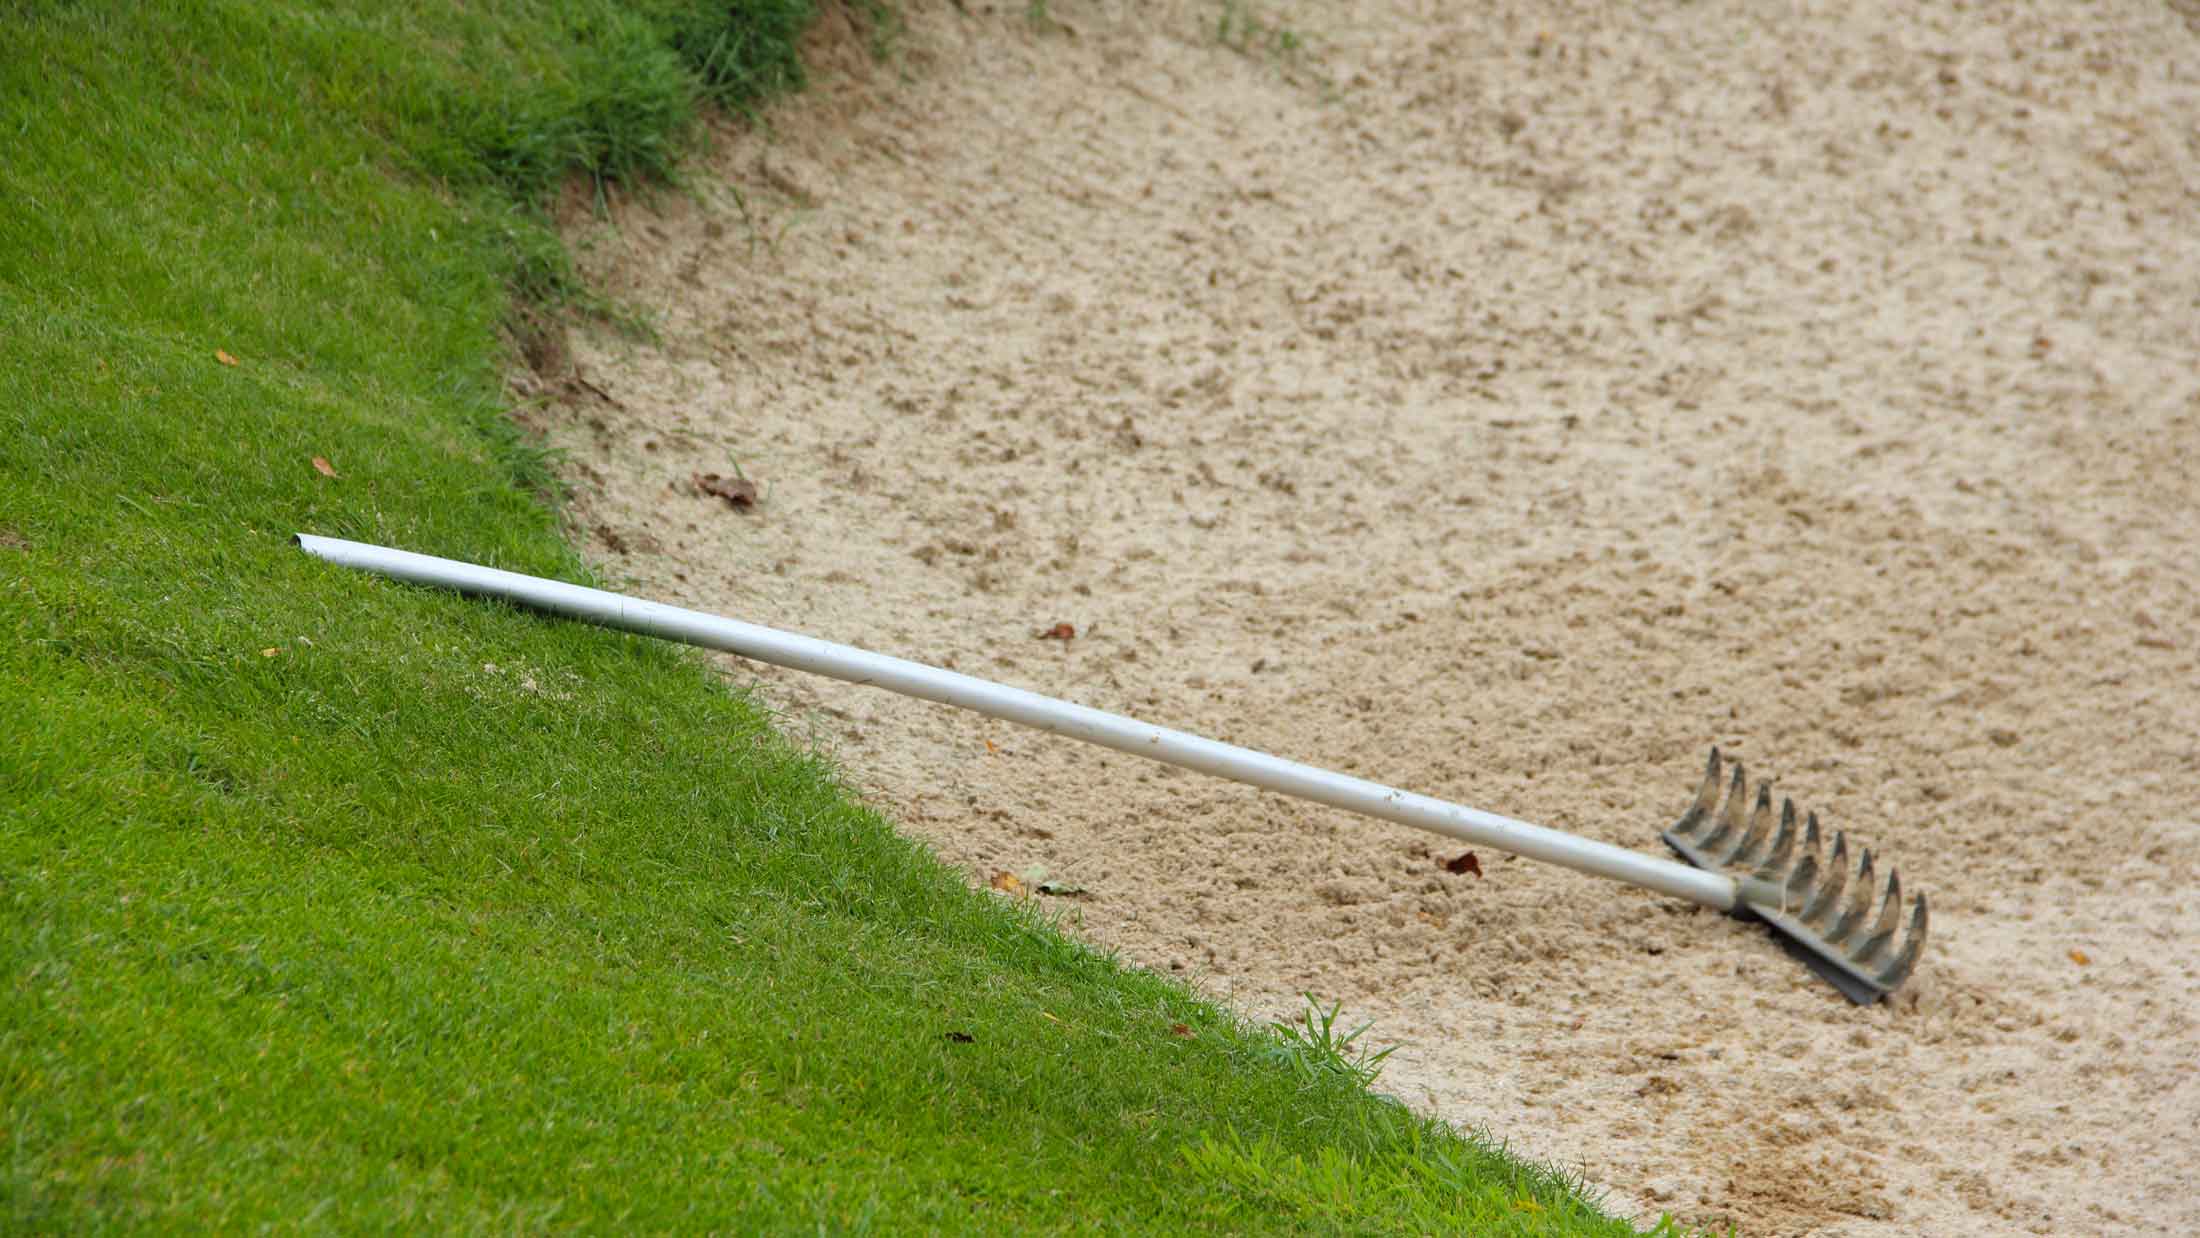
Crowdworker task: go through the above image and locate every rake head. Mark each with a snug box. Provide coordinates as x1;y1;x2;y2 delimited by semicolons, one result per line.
1663;748;1928;1004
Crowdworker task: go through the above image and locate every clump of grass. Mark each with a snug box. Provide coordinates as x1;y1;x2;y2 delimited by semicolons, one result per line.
1216;0;1304;59
1213;0;1336;97
1263;994;1400;1090
638;0;816;113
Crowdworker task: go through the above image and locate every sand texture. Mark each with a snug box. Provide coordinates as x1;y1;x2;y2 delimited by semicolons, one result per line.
521;2;2200;1231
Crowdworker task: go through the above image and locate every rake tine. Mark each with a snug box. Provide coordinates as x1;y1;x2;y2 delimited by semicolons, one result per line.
1783;814;1823;909
1678;749;1722;836
1827;849;1875;944
1830;849;1878;944
1721;781;1777;868
1876;894;1930;989
1753;798;1798;884
1783;852;1817;911
1850;870;1905;966
1661;750;1929;1003
1689;747;1724;822
1800;828;1848;927
1698;757;1749;853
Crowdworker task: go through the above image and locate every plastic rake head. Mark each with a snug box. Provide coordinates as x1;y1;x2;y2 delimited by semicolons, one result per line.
1662;748;1929;1004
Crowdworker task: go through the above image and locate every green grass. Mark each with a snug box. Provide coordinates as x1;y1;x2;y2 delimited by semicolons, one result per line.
0;1;1650;1231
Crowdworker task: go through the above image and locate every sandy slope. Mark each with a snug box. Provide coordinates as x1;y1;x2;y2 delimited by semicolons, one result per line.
524;2;2200;1231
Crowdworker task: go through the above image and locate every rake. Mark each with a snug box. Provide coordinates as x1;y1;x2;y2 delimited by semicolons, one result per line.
295;534;1928;1004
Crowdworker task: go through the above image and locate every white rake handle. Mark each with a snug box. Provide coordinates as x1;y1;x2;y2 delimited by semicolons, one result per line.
296;534;1741;911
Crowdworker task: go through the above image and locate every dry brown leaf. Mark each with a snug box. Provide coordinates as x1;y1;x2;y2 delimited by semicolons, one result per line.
311;456;337;478
989;870;1025;896
1445;851;1483;878
215;349;240;367
2069;949;2091;966
1169;1022;1195;1039
1037;622;1076;641
693;471;759;509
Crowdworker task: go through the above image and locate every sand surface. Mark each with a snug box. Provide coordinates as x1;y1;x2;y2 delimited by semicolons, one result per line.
521;2;2200;1231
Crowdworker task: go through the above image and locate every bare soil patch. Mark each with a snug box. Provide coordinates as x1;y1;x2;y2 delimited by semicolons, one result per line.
530;2;2200;1231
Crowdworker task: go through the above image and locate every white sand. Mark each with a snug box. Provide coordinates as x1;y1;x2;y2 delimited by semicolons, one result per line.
523;2;2200;1231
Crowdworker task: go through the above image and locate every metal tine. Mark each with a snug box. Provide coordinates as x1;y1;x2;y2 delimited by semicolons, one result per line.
1783;814;1824;907
1849;870;1905;966
1828;848;1878;944
1876;894;1930;988
1781;854;1817;916
1720;782;1777;869
1752;798;1799;884
1673;749;1724;842
1799;827;1848;926
1698;759;1749;853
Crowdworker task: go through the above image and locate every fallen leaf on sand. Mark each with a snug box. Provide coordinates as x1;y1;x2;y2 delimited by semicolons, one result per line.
989;870;1026;896
2069;949;2090;966
311;456;337;477
1037;622;1076;641
215;349;240;366
693;471;758;509
1169;1022;1195;1039
1445;851;1483;878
